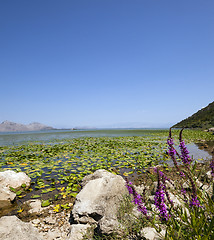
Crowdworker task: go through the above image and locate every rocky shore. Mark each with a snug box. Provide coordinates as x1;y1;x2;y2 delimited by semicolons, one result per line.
0;169;166;240
0;161;213;240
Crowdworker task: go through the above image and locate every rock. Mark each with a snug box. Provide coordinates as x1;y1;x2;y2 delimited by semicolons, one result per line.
72;169;128;235
67;224;93;240
134;183;147;195
0;170;31;209
44;228;61;240
168;192;182;207
208;128;214;132
43;216;55;225
141;227;165;240
0;186;16;208
0;215;43;240
26;199;43;214
205;170;212;180
0;170;31;190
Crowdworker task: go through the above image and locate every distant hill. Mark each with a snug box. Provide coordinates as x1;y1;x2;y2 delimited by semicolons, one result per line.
0;121;54;132
172;101;214;129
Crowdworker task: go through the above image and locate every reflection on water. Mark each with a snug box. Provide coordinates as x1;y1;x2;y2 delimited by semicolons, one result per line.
183;143;212;161
0;129;165;146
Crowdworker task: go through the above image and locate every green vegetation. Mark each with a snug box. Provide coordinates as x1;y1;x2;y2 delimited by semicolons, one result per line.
173;101;214;129
90;130;214;239
0;131;169;211
0;129;214;220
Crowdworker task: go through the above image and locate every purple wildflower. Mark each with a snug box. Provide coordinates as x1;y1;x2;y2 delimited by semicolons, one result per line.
126;180;133;195
167;130;185;177
125;179;148;216
179;129;192;165
154;168;174;206
186;172;201;208
154;169;171;221
210;159;214;178
189;195;201;207
179;140;192;165
181;188;187;195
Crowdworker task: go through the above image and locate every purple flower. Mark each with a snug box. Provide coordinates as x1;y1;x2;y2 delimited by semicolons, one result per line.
154;185;171;221
126;180;133;195
179;140;192;165
189;195;201;207
125;179;148;216
154;168;174;207
210;159;214;177
181;188;186;195
154;169;171;221
167;135;185;177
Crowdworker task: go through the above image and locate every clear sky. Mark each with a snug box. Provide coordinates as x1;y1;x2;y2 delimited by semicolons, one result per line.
1;1;214;128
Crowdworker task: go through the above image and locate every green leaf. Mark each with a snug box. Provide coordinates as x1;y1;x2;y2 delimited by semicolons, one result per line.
16;190;22;196
9;186;16;192
70;192;78;198
41;200;51;207
31;194;40;199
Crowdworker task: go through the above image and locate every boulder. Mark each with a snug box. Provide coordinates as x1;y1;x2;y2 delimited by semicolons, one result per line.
0;186;16;208
0;215;43;240
0;170;31;209
208;128;214;132
0;170;31;190
71;169;128;235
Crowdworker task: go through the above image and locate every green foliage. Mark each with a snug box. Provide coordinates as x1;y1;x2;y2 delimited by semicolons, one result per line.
173;101;214;129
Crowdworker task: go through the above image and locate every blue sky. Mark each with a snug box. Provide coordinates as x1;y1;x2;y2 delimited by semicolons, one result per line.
1;1;214;128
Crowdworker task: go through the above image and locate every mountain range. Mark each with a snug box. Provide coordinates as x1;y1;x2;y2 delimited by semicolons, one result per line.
0;121;54;132
172;101;214;129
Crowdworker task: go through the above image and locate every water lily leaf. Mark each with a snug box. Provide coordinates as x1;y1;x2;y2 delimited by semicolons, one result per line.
41;200;50;207
16;190;22;196
61;204;70;209
70;192;78;198
9;186;16;192
31;194;40;198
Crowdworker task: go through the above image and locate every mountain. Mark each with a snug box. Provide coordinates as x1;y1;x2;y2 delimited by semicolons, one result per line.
172;101;214;129
0;121;54;132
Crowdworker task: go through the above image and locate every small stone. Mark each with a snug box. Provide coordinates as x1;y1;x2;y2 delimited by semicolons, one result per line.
141;227;165;240
44;216;55;225
67;224;93;240
26;199;43;214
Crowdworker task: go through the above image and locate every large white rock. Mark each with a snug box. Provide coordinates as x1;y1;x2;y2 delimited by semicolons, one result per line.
0;170;31;190
72;169;128;235
0;186;16;208
0;170;31;209
0;215;43;240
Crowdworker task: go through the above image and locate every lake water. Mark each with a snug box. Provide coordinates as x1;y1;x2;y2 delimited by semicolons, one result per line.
0;129;166;146
0;129;213;161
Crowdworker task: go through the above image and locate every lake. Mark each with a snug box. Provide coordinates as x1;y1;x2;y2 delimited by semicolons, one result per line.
0;128;213;217
0;129;167;146
0;129;213;161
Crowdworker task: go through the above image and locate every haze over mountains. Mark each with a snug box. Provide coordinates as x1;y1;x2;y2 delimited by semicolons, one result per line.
0;121;54;132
